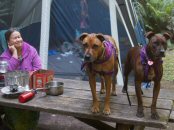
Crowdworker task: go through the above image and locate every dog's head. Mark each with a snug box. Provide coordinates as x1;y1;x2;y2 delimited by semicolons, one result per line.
146;31;170;59
79;33;105;62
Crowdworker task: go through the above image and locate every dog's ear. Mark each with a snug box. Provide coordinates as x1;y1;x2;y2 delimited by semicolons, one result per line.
96;34;105;42
145;31;155;39
79;33;88;41
163;33;171;40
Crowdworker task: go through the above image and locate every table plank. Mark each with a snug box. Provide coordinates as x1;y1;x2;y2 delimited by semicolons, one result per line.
0;78;172;129
61;88;173;110
55;78;174;100
0;92;170;129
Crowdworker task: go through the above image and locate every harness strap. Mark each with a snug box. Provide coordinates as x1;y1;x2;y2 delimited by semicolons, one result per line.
140;46;163;81
94;40;117;64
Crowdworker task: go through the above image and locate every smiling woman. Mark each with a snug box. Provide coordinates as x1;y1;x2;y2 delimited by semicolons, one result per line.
0;28;42;72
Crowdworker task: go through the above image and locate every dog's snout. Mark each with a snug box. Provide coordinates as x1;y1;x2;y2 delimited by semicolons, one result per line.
84;54;91;61
160;49;165;57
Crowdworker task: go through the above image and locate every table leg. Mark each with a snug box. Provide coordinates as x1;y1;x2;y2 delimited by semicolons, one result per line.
134;125;145;130
116;123;134;130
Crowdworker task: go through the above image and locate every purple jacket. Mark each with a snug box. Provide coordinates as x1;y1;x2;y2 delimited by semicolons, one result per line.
0;42;42;71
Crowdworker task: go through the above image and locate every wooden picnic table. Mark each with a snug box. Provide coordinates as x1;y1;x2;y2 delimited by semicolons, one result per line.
0;78;174;130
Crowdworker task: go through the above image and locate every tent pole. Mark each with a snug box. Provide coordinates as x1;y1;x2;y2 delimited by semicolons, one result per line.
39;0;51;69
109;0;123;86
125;0;134;28
114;0;134;47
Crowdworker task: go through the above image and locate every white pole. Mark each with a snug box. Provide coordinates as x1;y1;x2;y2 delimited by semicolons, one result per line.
109;0;124;86
125;0;134;28
114;0;134;47
39;0;51;69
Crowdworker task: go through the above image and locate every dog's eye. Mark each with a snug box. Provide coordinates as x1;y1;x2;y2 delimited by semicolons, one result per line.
152;44;156;49
93;44;99;49
152;42;159;49
83;43;88;48
154;42;160;46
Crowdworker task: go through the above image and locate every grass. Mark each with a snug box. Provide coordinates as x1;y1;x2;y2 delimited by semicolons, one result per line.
162;48;174;82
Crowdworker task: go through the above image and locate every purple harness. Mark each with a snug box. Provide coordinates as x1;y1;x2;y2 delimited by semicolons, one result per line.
140;46;162;81
81;40;117;75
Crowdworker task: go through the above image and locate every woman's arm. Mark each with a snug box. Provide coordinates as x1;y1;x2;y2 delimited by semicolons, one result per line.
31;49;42;71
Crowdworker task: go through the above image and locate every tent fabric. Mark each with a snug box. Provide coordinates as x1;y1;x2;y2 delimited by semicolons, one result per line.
0;0;145;79
11;0;41;27
48;0;135;78
49;0;111;46
0;30;7;55
134;21;146;45
48;0;113;78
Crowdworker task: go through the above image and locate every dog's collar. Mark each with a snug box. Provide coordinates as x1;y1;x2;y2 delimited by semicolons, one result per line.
140;45;163;81
140;45;153;65
94;40;116;64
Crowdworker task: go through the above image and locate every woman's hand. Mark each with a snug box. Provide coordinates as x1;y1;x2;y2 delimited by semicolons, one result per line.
8;45;18;59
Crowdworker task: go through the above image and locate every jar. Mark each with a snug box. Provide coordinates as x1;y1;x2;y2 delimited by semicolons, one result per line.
0;61;8;74
4;70;29;89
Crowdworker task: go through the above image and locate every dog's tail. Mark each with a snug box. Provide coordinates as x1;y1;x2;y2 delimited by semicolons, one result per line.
122;84;131;106
122;51;132;106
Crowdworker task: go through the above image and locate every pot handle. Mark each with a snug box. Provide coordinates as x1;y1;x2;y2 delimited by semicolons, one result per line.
34;87;49;92
45;82;51;88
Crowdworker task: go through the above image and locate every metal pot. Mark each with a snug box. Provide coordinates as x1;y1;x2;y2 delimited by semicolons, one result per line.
35;81;63;96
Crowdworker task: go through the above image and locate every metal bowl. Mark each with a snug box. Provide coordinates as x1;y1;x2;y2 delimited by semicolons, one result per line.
45;81;64;96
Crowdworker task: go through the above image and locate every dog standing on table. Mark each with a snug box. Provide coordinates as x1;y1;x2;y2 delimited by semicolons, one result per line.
79;33;119;115
122;31;170;119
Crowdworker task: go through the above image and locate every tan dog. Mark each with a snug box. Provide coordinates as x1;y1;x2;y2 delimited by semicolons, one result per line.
122;32;170;119
79;33;119;115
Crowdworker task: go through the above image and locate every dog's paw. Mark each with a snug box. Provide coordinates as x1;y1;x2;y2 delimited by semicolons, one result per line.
111;91;117;96
91;104;100;113
100;89;106;94
103;107;111;115
151;112;160;120
136;108;144;118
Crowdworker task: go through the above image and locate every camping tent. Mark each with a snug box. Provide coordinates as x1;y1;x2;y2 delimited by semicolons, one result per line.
0;0;146;85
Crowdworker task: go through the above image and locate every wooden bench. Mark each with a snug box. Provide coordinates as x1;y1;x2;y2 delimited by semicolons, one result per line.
0;78;173;130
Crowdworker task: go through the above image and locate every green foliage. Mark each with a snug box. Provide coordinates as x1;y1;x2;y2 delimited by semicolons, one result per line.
134;0;174;33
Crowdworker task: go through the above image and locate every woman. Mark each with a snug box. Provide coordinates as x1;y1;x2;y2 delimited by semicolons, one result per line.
0;28;41;72
0;28;42;130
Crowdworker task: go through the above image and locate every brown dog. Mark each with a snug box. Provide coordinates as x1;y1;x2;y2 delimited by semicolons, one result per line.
79;33;119;115
122;31;170;119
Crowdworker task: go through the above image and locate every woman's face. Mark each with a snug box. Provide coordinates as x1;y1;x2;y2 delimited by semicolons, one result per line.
8;31;23;48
